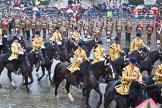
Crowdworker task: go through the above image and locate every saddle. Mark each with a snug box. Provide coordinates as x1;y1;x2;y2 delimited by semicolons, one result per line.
67;63;80;74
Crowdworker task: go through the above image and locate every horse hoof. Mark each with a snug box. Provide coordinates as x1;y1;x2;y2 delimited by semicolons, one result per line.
86;105;91;108
69;98;75;103
55;95;59;100
12;85;17;89
27;89;32;93
0;84;2;88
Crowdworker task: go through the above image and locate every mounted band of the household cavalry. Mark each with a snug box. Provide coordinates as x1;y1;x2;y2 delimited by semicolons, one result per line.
0;9;162;108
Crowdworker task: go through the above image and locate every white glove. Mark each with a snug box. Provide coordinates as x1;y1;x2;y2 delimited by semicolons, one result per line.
41;44;45;49
77;57;82;63
145;46;150;51
100;57;105;61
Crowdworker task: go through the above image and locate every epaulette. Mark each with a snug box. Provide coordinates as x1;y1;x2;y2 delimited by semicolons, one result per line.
110;45;114;49
123;67;127;71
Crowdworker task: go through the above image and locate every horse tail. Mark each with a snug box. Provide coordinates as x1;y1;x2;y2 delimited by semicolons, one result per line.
52;62;61;85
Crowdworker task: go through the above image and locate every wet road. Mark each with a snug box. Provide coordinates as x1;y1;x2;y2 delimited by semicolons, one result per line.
0;20;161;108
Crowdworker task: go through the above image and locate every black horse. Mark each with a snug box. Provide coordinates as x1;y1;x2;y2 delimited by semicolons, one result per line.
104;80;147;108
139;49;162;75
64;39;74;57
0;53;33;92
111;55;129;76
66;39;95;57
111;48;147;76
146;84;162;105
26;42;53;84
0;36;10;53
129;48;147;63
52;59;117;108
84;39;95;57
52;41;71;62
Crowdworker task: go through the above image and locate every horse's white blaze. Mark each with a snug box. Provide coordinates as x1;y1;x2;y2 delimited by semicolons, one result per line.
110;64;115;79
104;60;107;66
11;81;16;87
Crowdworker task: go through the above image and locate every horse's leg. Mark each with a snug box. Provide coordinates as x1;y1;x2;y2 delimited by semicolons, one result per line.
65;81;75;103
38;66;45;81
24;72;34;85
54;79;62;99
94;86;102;108
47;66;52;85
82;87;86;96
85;89;91;108
0;63;5;88
7;71;17;89
28;72;34;85
24;75;32;93
147;69;152;76
0;68;3;88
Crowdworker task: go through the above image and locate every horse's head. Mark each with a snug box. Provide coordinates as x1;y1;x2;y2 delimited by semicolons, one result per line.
130;48;146;61
103;58;118;82
129;81;147;107
35;49;45;65
159;48;162;63
70;39;77;51
79;40;89;57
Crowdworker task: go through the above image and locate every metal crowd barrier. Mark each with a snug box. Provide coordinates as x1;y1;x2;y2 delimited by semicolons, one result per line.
25;11;156;22
114;12;156;21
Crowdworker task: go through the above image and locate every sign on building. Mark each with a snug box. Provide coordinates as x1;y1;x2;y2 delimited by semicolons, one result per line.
144;0;156;5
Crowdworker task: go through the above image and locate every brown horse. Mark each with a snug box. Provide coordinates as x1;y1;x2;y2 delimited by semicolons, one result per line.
52;58;117;108
0;53;33;92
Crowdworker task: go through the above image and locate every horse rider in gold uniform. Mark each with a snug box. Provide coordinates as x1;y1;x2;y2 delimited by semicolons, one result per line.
92;40;106;64
32;31;44;51
51;26;63;55
71;27;82;45
130;33;145;53
8;36;25;74
67;41;89;74
115;57;142;95
32;31;45;65
51;26;62;43
109;37;124;61
153;64;162;84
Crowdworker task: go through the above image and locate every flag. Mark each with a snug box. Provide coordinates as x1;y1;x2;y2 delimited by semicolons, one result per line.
135;98;159;108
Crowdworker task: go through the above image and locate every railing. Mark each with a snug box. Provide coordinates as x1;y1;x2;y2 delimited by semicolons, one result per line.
24;11;156;22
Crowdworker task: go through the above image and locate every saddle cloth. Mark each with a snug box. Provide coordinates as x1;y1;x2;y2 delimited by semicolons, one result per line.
67;63;80;74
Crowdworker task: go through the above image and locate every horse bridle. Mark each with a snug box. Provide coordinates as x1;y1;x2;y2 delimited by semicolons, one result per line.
137;49;144;57
124;55;129;65
104;59;116;79
159;49;162;57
